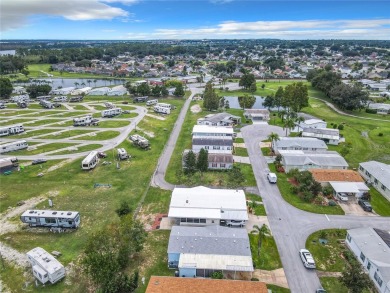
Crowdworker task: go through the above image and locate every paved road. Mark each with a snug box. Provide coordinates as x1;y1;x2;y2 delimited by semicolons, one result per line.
241;124;390;293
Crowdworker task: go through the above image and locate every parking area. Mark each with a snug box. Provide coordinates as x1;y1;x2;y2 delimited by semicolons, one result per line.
338;199;378;216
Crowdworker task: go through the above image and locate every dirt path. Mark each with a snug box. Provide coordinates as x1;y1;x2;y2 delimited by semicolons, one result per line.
0;242;29;268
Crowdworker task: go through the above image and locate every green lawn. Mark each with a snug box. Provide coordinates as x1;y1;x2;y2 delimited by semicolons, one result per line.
53;144;103;155
72;104;90;111
235;137;244;143
320;277;348;293
266;284;291;293
74;130;120;141
13;128;60;138
369;187;390;216
141;187;172;215
0;118;33;126
270;164;345;215
249;233;283;270
246;193;263;202
306;229;347;272
55;111;90;118
0;109;39;116
39;129;92;139
25;119;64;126
8;142;78;156
234;147;248;156
97;120;131;128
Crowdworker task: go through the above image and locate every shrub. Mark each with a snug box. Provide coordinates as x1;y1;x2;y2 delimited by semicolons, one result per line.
338;124;344;130
365;108;377;114
333;124;338;129
211;271;223;279
328;200;337;206
378;133;384;136
290;185;299;194
323;186;334;196
115;200;132;217
319;230;327;239
251;278;260;281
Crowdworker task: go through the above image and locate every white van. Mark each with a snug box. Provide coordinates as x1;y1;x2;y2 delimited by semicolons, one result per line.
267;173;277;183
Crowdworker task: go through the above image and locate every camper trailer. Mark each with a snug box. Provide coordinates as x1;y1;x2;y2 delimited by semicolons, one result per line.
156;103;174;110
36;96;52;101
40;100;54;109
0;124;25;137
17;101;28;108
73;115;93;126
153;105;170;114
117;148;130;160
0;140;28;154
81;151;99;170
52;96;68;102
129;134;150;149
133;96;148;103
101;108;122;118
146;99;158;106
0;157;18;174
69;96;83;103
104;102;115;109
26;247;66;285
21;209;81;229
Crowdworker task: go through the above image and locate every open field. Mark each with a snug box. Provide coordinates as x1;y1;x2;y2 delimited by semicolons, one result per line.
97;120;131;128
13;128;60;138
25;119;64;126
54;144;103;155
73;130;120;141
8;142;78;156
39;129;92;139
0;110;40;117
0;118;34;126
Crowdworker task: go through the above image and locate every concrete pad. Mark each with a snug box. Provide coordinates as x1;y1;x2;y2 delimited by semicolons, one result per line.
236;132;243;138
159;217;174;230
252;268;289;289
338;199;378;216
260;142;271;148
245;214;270;234
233;156;251;164
234;143;246;148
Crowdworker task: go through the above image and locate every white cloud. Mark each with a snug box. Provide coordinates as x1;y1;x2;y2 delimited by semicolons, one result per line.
0;0;133;31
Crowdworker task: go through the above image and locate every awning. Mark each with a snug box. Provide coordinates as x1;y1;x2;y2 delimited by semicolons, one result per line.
329;182;360;193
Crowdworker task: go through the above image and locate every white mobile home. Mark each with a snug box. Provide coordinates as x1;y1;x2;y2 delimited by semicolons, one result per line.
52;96;68;102
272;137;328;154
101;108;122;118
88;87;111;96
21;209;81;229
0;140;28;154
292;119;327;132
81;151;99;170
192;125;234;139
301;128;341;145
153;105;170;114
359;161;390;201
0;124;25;137
26;247;66;284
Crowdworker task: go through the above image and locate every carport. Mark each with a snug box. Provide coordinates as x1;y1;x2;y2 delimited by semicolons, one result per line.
329;182;361;199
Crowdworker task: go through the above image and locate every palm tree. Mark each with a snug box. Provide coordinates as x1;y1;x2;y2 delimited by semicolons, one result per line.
81;82;86;88
278;110;287;122
283;118;295;136
296;116;305;132
267;132;280;153
87;79;92;87
251;224;270;257
74;82;79;88
93;79;97;88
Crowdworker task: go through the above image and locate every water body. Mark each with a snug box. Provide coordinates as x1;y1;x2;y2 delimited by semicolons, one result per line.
224;96;269;109
15;78;125;89
0;50;16;56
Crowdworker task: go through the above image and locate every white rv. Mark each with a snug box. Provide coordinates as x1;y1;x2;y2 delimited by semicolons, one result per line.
81;151;99;170
26;247;66;284
101;108;122;118
117;148;130;160
21;209;81;229
104;102;115;109
154;105;170;114
73;115;93;126
0;140;28;154
146;99;158;106
52;96;68;102
0;124;25;136
156;102;173;109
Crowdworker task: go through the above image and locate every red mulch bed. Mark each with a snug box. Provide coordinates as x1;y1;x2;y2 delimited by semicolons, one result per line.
287;178;299;186
150;213;167;230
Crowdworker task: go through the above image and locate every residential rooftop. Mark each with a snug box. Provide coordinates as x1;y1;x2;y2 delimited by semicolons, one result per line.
360;161;390;190
310;169;364;182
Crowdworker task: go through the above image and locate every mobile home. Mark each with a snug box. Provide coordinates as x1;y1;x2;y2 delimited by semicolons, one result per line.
52;96;68;102
153;105;170;114
101;108;122;118
73;115;93;126
26;247;66;284
0;124;25;137
20;209;81;229
0;140;28;154
81;151;99;170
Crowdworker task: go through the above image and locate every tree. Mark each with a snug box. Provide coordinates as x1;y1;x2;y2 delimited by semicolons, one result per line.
203;82;219;111
228;165;245;188
238;94;256;110
251;224;270;257
161;86;169;96
239;73;256;90
173;83;184;97
26;84;52;99
184;150;197;174
196;148;208;172
267;132;280;151
249;81;257;93
329;83;369;111
0;78;13;98
226;61;236;74
295;116;305;132
274;86;284;112
283;118;295;136
137;82;151;96
283;82;309;112
151;85;162;97
339;264;373;293
263;95;275;110
115;200;132;217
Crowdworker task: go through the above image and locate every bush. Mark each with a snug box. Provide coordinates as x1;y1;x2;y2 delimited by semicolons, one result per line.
378;133;384;136
290;185;299;194
365;108;377;114
333;124;338;129
211;271;223;279
338;124;344;130
251;278;260;281
322;186;334;196
328;200;337;206
115;200;132;217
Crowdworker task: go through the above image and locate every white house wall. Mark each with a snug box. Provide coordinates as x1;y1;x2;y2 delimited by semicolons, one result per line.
192;145;232;154
359;167;390;202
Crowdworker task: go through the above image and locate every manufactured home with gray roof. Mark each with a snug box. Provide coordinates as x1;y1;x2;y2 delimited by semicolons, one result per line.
272;137;328;154
197;112;241;126
301;128;341;145
346;227;390;293
359;161;390;202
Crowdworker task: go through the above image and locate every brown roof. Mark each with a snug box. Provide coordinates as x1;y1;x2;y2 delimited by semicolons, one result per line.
146;276;268;293
310;169;364;182
208;153;234;163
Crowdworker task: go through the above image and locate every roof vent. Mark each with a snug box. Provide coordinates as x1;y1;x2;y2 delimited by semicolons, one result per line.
233;240;236;243
186;200;189;203
67;212;72;215
52;212;57;215
29;211;34;214
195;238;197;241
154;281;159;285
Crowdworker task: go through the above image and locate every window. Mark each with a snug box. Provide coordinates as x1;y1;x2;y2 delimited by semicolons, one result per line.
347;233;351;242
200;219;206;223
220;164;226;168
367;262;371;270
205;146;209;150
213;146;220;150
303;148;308;150
359;166;363;171
180;218;186;222
374;179;378;184
45;218;56;224
381;184;386;191
212;163;218;168
194;219;200;223
360;252;365;262
374;272;383;286
365;171;370;177
187;218;194;223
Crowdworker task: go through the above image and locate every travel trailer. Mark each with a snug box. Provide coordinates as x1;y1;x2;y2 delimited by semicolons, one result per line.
153;105;170;114
69;96;83;103
73;115;93;126
20;209;81;229
0;140;28;154
146;99;158;106
129;134;150;149
26;247;66;284
52;96;68;102
117;148;130;160
0;124;25;136
101;108;122;118
40;100;54;109
81;151;99;170
133;96;148;103
155;102;174;110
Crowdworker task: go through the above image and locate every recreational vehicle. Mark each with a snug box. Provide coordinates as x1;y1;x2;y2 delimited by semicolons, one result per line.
17;101;28;108
36;96;52;101
153;105;170;114
133;96;148;103
156;103;174;110
0;124;25;137
101;108;122;118
73;115;93;126
26;247;66;284
40;100;54;109
129;134;150;149
146;99;158;106
0;102;6;109
104;102;115;109
117;148;130;160
0;157;18;174
52;96;68;102
69;96;83;102
81;151;99;170
0;140;28;154
21;209;81;229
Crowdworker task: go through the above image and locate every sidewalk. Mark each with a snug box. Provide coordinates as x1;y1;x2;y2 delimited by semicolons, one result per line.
252;268;289;289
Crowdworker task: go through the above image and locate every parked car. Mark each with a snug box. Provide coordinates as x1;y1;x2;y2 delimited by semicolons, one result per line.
336;193;348;202
97;152;107;158
32;159;47;165
316;289;327;293
299;249;316;269
123;110;131;114
267;173;277;183
358;199;372;212
226;220;245;228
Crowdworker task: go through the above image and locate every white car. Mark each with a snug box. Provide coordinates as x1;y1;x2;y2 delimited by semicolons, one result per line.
267;173;277;183
226;220;245;227
336;193;348;202
299;249;316;269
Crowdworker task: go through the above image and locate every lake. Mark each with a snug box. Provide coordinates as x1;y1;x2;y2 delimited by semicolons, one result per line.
224;96;276;110
0;50;16;56
15;78;126;89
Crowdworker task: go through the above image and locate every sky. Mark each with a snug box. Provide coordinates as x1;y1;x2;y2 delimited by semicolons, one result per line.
1;0;390;40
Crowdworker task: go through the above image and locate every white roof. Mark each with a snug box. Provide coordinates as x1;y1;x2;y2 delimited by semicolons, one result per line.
179;253;254;272
304;119;325;125
26;247;64;275
168;186;247;220
192;125;234;135
82;151;98;164
21;209;79;219
329;182;361;193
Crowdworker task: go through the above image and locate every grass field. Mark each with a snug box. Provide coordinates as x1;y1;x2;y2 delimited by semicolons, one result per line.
97;120;131;128
54;111;90;118
39;129;92;139
53;144;103;155
320;277;348;293
0;110;40;117
0;118;33;126
249;233;283;270
234;147;249;156
25;118;64;126
8;142;78;156
16;128;61;138
74;130;120;141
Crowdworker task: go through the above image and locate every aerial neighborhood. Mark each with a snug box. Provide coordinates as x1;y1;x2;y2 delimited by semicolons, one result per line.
0;32;390;293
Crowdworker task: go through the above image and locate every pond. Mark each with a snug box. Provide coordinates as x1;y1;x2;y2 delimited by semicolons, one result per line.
224;96;278;110
15;78;126;89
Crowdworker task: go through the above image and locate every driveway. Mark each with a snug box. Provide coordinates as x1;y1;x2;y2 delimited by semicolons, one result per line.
338;199;378;216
